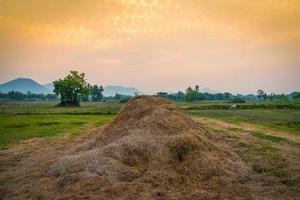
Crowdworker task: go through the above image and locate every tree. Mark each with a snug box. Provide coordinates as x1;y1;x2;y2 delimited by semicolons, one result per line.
195;85;200;93
257;89;267;101
53;71;90;107
185;86;205;102
291;92;300;101
156;92;168;97
185;87;195;102
115;93;122;100
91;85;104;102
224;92;232;100
185;87;193;93
267;93;276;101
274;94;288;102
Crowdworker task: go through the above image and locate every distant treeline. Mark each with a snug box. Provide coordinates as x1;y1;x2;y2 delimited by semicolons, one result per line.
156;86;300;102
1;86;300;103
0;91;57;101
0;90;133;103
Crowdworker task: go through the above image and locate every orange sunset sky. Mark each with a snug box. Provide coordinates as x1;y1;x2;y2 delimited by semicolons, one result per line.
0;0;300;94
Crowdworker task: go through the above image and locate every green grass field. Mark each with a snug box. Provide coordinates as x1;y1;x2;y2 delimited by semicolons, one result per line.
0;100;299;197
0;101;121;149
188;109;300;135
0;101;122;114
0;114;114;149
0;100;299;149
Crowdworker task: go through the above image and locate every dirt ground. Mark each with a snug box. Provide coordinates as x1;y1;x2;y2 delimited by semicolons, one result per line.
0;96;299;200
194;117;300;199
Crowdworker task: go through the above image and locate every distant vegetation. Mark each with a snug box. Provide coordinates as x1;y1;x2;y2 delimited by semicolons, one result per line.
53;71;140;106
156;86;300;103
1;72;299;105
0;91;57;101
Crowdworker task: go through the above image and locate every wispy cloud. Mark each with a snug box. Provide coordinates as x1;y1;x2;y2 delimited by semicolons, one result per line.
0;0;299;93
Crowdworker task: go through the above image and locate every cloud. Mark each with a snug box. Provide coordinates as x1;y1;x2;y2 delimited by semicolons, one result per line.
1;0;300;48
0;0;299;93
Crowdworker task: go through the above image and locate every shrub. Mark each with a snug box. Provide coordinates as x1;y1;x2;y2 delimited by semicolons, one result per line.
230;98;246;103
120;97;132;103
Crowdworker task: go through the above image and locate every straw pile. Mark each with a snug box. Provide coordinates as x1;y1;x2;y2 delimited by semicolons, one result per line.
46;96;253;199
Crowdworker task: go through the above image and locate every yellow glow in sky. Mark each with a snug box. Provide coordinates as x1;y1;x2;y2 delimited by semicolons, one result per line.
0;0;300;93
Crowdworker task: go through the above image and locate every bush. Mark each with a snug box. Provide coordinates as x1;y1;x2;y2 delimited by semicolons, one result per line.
120;97;132;103
230;98;246;103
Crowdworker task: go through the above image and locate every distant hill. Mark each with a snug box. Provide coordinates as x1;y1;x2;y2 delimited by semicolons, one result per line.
0;78;141;96
43;83;54;93
103;85;142;97
0;78;51;94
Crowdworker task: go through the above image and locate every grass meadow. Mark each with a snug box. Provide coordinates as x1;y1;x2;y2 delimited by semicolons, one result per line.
0;100;299;149
188;109;300;135
0;99;299;196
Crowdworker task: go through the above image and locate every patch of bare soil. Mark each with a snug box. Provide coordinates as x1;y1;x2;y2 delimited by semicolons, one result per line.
0;96;285;199
194;117;300;199
194;117;300;143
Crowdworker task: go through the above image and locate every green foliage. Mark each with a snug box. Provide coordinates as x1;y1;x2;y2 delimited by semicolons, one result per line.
0;91;57;101
185;86;206;102
230;97;245;103
53;71;90;106
291;92;300;101
113;93;133;102
120;96;132;103
156;91;185;101
90;85;104;101
267;93;289;102
180;101;300;110
257;89;267;101
156;92;168;97
161;86;236;102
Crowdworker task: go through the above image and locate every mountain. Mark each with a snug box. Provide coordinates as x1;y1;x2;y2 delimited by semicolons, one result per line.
0;78;51;94
103;85;142;97
43;83;54;92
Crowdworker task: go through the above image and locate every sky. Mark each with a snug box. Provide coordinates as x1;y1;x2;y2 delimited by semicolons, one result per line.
0;0;300;94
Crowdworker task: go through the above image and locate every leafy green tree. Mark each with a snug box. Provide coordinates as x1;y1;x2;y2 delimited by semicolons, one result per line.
156;92;168;97
291;92;300;101
91;85;104;102
8;91;26;100
274;94;288;102
80;94;90;102
257;89;267;101
185;87;195;101
185;86;205;101
120;96;132;103
230;97;245;103
186;87;193;93
115;93;122;100
167;91;185;101
224;92;232;100
267;93;276;101
195;85;200;93
53;71;90;107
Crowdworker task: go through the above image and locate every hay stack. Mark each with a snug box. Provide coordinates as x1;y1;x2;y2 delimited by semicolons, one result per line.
48;96;253;199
